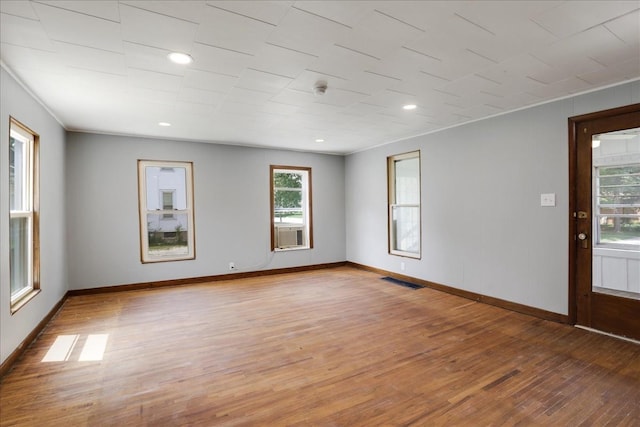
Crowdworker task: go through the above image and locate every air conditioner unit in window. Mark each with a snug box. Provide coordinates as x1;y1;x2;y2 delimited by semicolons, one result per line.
276;226;304;248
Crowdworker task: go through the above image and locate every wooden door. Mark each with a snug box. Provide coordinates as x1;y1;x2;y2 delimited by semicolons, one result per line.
569;104;640;340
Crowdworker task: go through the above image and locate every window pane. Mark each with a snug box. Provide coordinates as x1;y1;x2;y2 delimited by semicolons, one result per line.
394;157;419;204
145;166;187;209
10;216;30;297
391;206;420;254
146;213;190;257
9;136;27;211
596;164;640;247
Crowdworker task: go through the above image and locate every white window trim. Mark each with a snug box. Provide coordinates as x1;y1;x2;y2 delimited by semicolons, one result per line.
270;166;313;251
593;159;640;251
9;117;40;312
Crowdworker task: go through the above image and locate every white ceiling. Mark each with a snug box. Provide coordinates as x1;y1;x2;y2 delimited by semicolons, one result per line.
1;1;639;154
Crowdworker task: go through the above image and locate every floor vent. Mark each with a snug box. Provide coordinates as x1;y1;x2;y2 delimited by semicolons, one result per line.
381;276;424;290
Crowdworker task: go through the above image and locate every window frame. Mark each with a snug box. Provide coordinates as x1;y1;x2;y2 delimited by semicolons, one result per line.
137;160;195;263
388;150;421;259
593;162;640;250
9;117;40;313
270;165;313;251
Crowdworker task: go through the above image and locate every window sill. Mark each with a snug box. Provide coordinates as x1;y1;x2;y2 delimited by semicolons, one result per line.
275;246;311;252
11;288;41;315
389;250;421;259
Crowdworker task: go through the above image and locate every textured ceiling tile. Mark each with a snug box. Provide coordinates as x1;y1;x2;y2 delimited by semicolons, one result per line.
267;6;352;56
486;91;542;111
128;68;183;93
526;76;593;99
605;9;640;45
1;13;55;51
120;0;206;23
123;42;188;76
126;87;178;105
31;2;122;52
368;46;440;81
207;1;292;25
197;5;276;55
262;101;300;115
182;68;237;93
531;1;640;38
190;42;253;77
373;1;461;32
534;26;628;67
249;43;317;79
66;67;127;93
475;54;552;85
54;41;126;75
0;1;39;19
579;58;640;85
175;101;219;118
0;44;65;73
423;48;500;82
225;86;273;105
308;88;370;108
441;74;502;99
38;1;120;22
236;68;293;94
270;88;317;107
120;3;198;52
178;87;227;106
307;44;380;82
333;9;424;59
291;1;373;27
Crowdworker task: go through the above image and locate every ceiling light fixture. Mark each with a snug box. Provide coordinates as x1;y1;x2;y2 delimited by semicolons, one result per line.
403;104;417;110
158;122;171;127
167;52;193;65
315;138;325;143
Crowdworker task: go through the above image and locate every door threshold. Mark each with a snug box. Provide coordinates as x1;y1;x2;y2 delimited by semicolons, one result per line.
575;325;640;345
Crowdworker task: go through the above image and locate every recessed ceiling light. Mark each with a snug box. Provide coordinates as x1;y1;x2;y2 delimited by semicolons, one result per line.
315;138;325;143
167;52;193;65
403;104;417;110
158;122;171;127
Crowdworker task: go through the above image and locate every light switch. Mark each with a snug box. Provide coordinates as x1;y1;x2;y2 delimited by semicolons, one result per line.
541;193;556;207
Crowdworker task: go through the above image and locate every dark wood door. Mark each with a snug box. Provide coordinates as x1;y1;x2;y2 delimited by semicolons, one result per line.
569;104;640;340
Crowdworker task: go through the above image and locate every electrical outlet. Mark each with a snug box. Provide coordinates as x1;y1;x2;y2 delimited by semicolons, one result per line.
400;262;405;271
229;262;236;271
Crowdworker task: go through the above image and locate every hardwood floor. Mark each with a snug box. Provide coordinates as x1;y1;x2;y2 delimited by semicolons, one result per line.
1;266;639;426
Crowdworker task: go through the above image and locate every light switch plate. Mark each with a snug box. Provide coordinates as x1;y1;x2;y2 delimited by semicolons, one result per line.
541;193;556;207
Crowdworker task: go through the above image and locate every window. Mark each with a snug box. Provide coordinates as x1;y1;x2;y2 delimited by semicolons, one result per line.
594;163;640;249
270;166;312;251
388;151;421;258
138;160;195;263
9;117;40;312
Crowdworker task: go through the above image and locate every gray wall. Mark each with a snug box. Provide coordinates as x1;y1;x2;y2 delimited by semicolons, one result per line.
1;68;67;365
65;133;346;290
346;81;640;316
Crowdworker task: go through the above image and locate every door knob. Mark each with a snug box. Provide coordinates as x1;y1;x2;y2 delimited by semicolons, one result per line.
578;232;588;248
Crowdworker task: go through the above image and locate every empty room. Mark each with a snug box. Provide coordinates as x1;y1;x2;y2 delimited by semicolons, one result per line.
1;1;639;425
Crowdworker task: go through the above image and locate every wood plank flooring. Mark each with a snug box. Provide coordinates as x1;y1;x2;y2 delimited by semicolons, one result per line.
1;266;639;426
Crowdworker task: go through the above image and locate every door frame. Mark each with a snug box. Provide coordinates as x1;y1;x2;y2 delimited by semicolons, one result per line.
568;103;640;327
